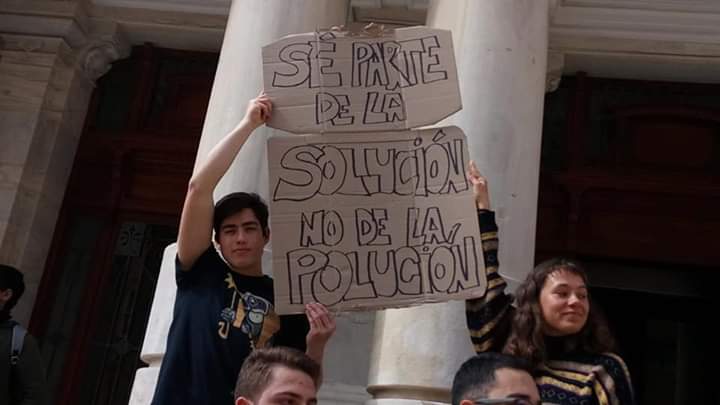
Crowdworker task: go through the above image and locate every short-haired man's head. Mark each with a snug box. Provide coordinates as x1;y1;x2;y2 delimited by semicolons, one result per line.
451;353;534;405
0;264;25;312
214;192;269;242
234;347;320;402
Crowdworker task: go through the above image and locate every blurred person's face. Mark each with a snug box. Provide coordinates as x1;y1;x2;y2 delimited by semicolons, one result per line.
460;367;541;405
0;288;12;310
236;366;317;405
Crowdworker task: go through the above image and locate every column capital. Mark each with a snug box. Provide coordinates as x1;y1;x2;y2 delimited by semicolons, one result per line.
76;28;131;81
0;1;131;81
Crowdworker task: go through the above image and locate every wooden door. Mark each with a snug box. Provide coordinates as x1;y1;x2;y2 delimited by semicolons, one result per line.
538;74;720;404
30;45;218;405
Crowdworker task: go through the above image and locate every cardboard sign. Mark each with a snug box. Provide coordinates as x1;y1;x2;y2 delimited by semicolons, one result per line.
268;126;486;314
262;26;461;134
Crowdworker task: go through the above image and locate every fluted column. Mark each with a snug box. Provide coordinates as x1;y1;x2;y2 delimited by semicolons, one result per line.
366;1;550;404
129;1;354;403
428;0;549;285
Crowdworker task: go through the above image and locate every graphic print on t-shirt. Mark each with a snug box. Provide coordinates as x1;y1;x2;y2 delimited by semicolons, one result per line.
218;273;280;348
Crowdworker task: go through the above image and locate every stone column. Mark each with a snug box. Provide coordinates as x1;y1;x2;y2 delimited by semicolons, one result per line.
429;0;550;285
129;2;372;404
366;1;550;404
0;1;128;324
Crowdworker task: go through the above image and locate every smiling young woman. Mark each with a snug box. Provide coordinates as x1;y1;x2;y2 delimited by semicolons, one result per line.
465;162;634;405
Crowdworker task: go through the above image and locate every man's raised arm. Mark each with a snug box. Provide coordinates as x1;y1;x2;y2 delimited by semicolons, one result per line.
176;93;272;270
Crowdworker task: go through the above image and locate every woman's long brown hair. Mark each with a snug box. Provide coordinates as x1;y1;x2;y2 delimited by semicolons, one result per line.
503;258;616;366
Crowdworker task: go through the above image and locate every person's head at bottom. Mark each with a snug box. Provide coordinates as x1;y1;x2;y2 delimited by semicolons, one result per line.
0;264;25;316
235;347;320;405
452;352;541;405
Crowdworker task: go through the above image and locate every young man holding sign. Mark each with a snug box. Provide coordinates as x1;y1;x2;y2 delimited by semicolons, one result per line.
151;94;336;405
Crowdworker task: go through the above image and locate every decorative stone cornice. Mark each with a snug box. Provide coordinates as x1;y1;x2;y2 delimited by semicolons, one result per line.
0;0;90;48
92;0;230;16
551;1;720;52
0;1;132;82
86;2;227;52
559;0;720;14
550;0;720;82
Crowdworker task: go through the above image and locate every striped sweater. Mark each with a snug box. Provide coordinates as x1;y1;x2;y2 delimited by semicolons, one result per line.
467;210;635;405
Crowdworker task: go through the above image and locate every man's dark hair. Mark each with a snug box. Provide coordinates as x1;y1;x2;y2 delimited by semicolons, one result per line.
213;192;269;241
451;352;533;405
234;347;320;401
0;264;25;313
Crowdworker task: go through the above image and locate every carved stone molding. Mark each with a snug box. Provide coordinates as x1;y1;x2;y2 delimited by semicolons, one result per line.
551;1;720;48
546;51;565;92
366;384;449;403
550;0;720;83
0;1;90;48
350;0;428;26
78;37;130;81
92;0;231;16
318;382;370;405
75;18;131;82
559;0;720;13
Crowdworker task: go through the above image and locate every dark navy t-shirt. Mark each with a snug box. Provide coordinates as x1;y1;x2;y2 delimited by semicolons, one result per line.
151;247;308;405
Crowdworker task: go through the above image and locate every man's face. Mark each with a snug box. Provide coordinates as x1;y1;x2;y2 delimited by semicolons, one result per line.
0;288;12;310
483;368;540;405
217;209;269;275
241;366;317;405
